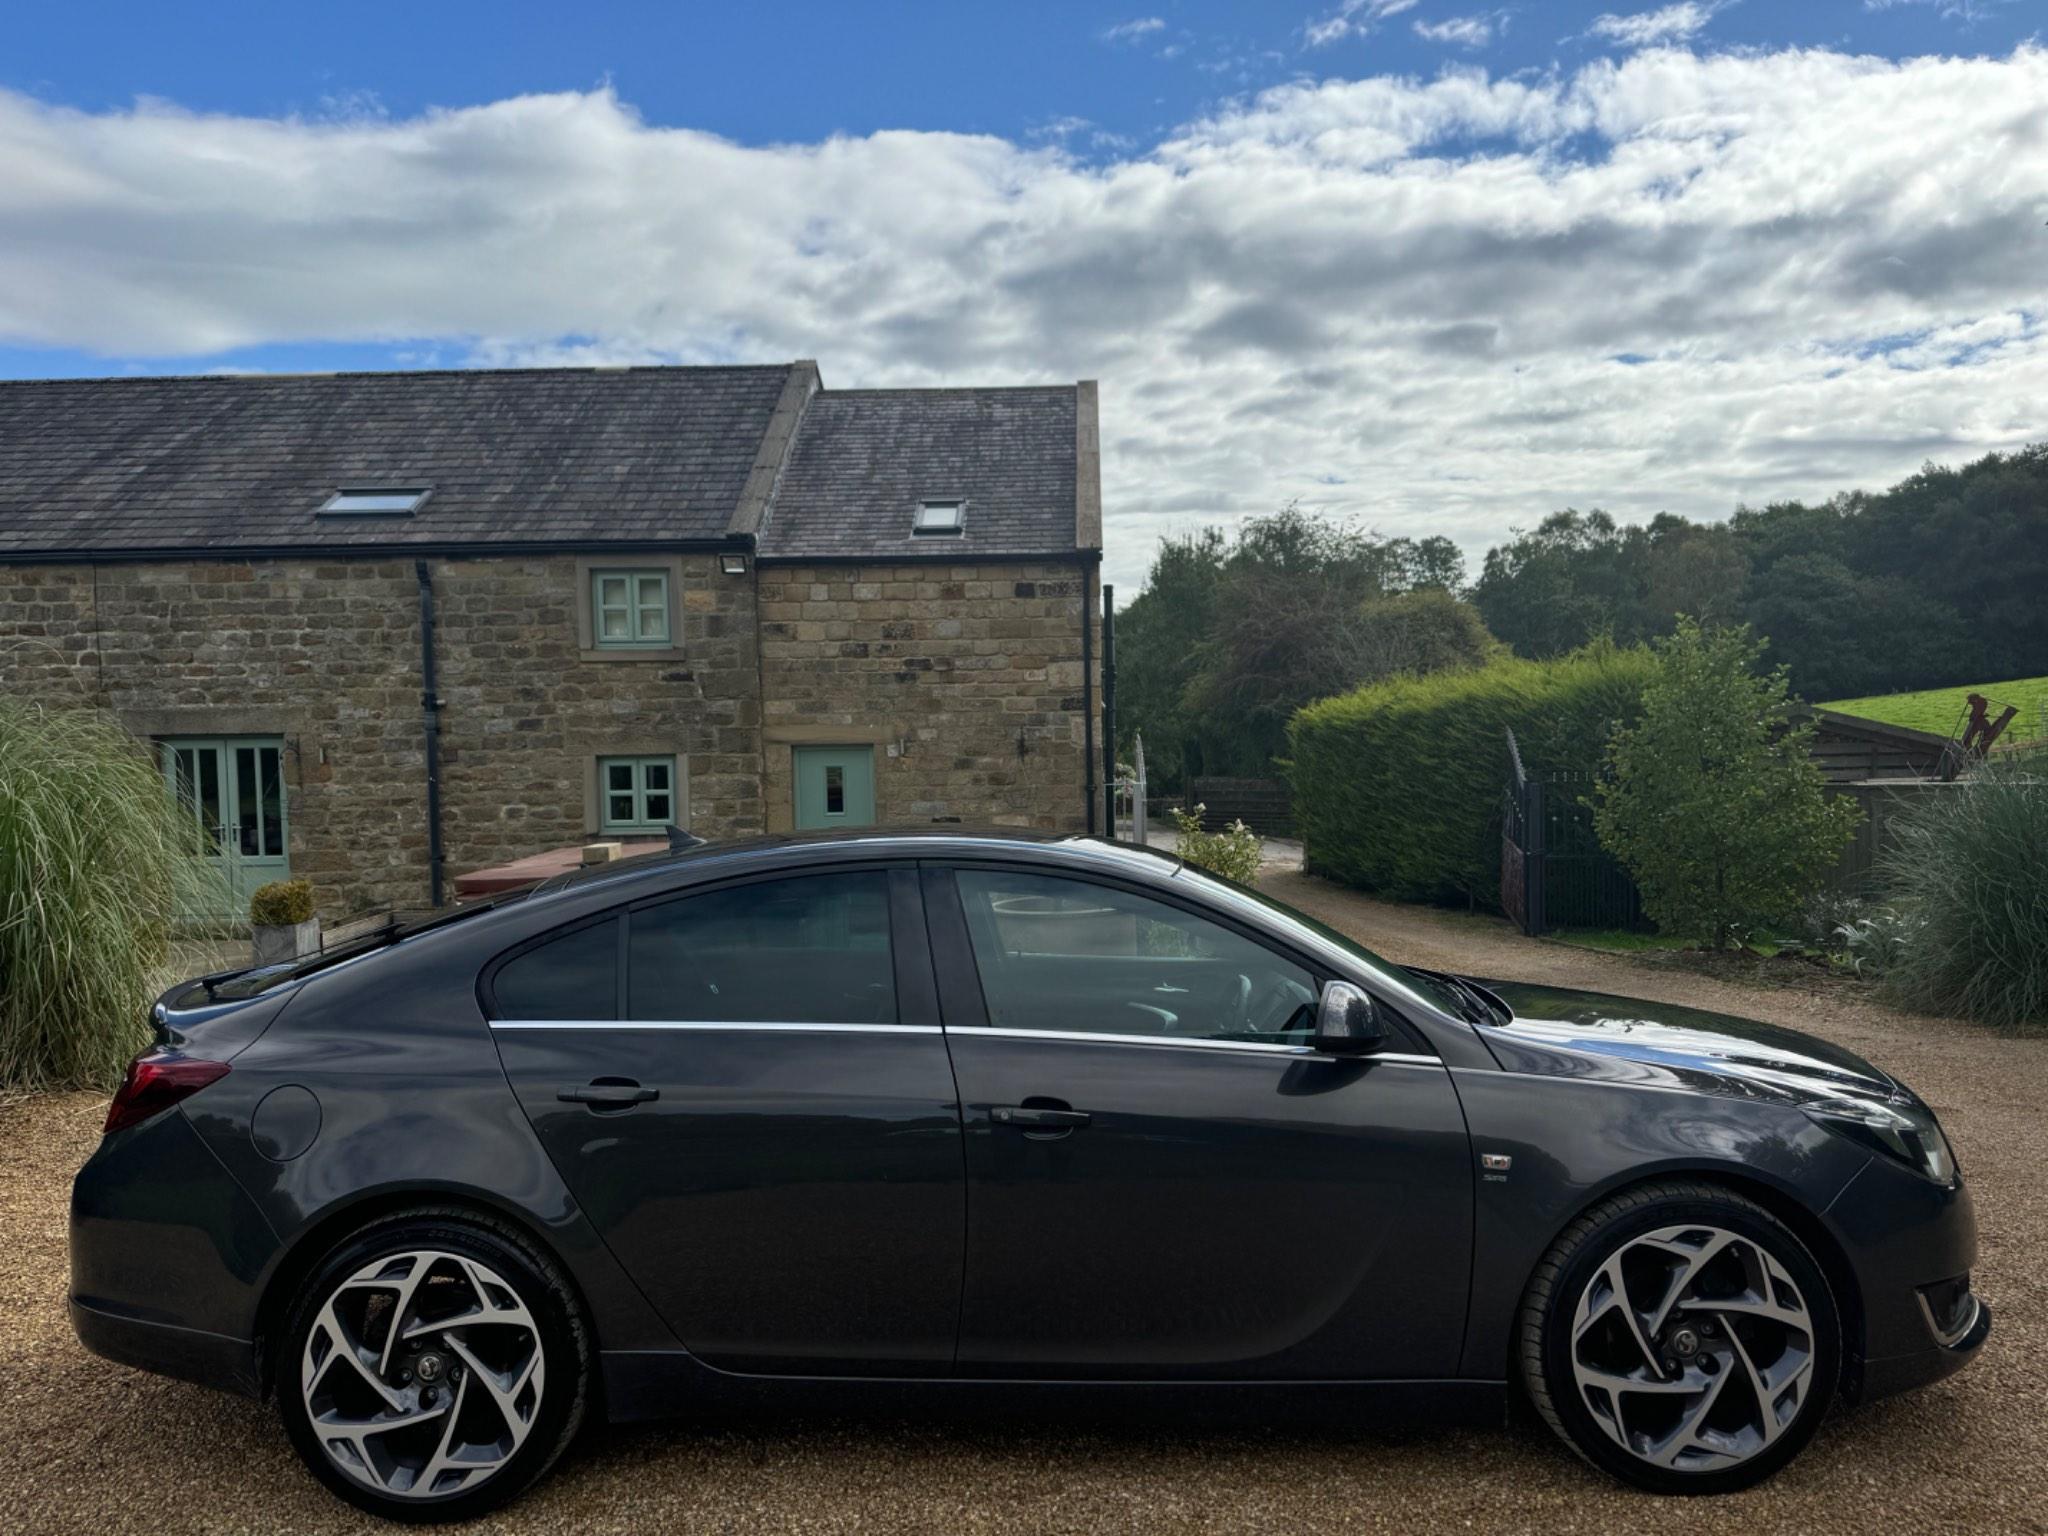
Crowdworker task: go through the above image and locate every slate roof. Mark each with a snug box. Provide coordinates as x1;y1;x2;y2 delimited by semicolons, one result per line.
0;365;799;555
758;387;1082;560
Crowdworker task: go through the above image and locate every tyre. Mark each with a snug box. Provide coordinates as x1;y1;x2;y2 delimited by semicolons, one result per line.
1518;1180;1840;1494
276;1208;593;1522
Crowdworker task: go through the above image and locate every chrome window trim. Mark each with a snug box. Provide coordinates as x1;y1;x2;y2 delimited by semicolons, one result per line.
485;1019;1441;1064
489;1020;941;1035
943;1025;1440;1064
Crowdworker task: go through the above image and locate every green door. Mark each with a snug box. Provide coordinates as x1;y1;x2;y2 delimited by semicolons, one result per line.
162;737;290;924
793;746;876;830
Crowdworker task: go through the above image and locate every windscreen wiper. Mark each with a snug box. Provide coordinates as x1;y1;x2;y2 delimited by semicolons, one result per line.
1405;965;1504;1027
1444;973;1510;1026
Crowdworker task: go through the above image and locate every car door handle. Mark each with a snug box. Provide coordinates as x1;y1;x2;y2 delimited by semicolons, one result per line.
990;1105;1090;1131
558;1080;658;1107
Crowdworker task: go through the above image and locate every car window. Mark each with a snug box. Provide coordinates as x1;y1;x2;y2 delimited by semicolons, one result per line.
492;917;619;1020
953;870;1317;1042
628;871;896;1024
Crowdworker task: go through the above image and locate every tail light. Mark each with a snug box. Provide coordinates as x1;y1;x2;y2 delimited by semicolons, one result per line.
104;1050;231;1134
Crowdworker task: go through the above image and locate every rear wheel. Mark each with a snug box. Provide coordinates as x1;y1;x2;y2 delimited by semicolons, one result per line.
277;1209;591;1522
1519;1181;1839;1494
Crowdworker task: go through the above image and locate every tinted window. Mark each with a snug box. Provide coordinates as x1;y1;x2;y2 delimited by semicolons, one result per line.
954;870;1316;1041
492;918;619;1020
629;872;896;1024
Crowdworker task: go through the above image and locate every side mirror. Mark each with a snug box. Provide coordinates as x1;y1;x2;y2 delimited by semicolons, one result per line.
1314;981;1387;1054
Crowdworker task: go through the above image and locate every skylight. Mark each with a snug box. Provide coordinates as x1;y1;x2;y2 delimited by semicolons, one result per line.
913;499;964;535
318;487;431;516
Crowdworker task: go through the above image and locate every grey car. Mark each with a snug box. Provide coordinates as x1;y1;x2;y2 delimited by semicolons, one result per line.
70;831;1988;1521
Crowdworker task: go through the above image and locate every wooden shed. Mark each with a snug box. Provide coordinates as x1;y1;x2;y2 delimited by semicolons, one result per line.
1809;710;1952;785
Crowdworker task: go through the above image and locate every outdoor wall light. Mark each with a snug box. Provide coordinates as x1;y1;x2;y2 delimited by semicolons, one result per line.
721;554;748;575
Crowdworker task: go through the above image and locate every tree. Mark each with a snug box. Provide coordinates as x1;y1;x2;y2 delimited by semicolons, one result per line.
1113;528;1225;792
1593;620;1860;949
1351;589;1498;681
1386;535;1466;593
1641;518;1747;632
1473;444;2048;703
1116;506;1478;786
1471;509;1640;658
1182;506;1394;773
1739;552;1971;702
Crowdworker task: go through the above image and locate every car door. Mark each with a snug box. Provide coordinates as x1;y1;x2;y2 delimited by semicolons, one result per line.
488;865;964;1375
928;863;1473;1380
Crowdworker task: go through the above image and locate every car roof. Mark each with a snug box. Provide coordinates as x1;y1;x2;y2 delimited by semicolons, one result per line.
517;826;1180;905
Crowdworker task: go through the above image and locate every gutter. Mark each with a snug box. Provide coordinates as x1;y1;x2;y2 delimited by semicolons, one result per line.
1081;558;1098;835
0;538;749;566
1100;582;1117;836
753;549;1096;569
414;560;447;909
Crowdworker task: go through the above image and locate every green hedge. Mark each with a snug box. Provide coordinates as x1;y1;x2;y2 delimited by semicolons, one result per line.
1287;641;1656;906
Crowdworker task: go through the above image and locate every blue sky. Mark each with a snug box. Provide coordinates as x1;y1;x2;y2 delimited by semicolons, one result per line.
2;1;2043;581
8;2;2034;159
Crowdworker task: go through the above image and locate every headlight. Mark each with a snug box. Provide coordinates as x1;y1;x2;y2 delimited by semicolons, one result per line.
1803;1094;1956;1185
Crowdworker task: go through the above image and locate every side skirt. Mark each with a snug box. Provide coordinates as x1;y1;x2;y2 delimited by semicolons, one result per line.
601;1350;1506;1428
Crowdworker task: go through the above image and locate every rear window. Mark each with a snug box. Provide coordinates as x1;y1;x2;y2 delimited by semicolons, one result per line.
193;895;524;1004
490;918;620;1021
627;872;895;1025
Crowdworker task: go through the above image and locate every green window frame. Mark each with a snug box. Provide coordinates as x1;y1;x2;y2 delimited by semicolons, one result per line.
591;569;671;649
599;755;678;833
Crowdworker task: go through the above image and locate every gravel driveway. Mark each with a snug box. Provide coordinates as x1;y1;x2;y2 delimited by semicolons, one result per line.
2;875;2041;1534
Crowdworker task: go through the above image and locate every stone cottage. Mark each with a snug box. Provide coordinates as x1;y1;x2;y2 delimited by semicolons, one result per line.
0;363;1104;918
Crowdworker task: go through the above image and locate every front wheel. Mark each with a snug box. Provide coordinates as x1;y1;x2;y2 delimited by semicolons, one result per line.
1518;1180;1840;1494
277;1209;592;1522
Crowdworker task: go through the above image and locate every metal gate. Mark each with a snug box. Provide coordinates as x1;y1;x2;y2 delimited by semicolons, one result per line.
1501;729;1647;935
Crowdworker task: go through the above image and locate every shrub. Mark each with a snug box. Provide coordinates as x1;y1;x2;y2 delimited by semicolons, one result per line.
0;701;224;1090
1169;805;1263;885
1878;759;2048;1031
250;877;315;927
1833;906;1922;979
1594;621;1860;948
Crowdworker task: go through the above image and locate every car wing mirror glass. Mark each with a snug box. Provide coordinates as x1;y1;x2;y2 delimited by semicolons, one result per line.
1314;980;1386;1053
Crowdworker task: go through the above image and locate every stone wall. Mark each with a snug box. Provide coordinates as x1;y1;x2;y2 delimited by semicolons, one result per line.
757;559;1099;833
0;554;764;918
430;554;763;884
0;551;1100;917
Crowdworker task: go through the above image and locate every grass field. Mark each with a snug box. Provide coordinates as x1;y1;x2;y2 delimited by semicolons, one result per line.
1820;674;2048;738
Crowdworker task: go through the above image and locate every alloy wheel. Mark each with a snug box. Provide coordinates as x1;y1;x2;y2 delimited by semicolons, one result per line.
1570;1223;1816;1474
300;1248;546;1500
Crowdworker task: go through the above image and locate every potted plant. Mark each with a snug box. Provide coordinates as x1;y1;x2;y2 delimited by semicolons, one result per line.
250;878;320;967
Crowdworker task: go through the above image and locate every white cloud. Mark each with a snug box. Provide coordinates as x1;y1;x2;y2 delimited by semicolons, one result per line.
1100;17;1166;43
1588;3;1726;47
3;47;2046;589
1029;115;1093;142
1865;0;2005;21
1414;14;1499;47
1305;0;1420;49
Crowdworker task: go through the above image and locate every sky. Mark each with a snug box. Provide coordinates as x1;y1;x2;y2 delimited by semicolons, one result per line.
3;1;2045;590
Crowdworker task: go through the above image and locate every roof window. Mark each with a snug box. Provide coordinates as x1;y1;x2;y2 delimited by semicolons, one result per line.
913;499;964;536
318;487;431;516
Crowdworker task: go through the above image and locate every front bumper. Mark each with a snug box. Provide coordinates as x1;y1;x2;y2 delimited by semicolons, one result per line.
1860;1291;1991;1400
1825;1151;1990;1402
